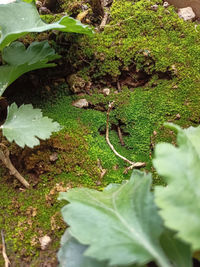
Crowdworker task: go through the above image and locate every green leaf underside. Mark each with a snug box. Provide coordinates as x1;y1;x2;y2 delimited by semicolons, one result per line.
1;103;60;148
0;41;59;96
0;0;93;50
154;123;200;251
58;230;109;267
160;230;192;267
59;171;171;267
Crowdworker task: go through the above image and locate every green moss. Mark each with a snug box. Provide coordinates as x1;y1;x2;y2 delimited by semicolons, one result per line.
0;89;130;264
43;91;130;184
40;14;63;24
67;0;200;81
61;0;200;169
59;0;83;16
2;0;200;264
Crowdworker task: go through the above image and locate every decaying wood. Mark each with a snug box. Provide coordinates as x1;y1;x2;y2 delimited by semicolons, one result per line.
106;102;146;171
90;0;104;16
0;144;30;188
1;230;10;267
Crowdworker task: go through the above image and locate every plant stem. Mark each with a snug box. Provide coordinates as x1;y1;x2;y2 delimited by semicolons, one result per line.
0;144;30;188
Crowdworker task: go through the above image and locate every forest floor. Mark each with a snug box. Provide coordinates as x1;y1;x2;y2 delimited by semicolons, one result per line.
1;0;200;266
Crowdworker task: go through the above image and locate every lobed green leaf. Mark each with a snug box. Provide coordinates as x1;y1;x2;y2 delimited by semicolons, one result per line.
58;230;109;267
59;171;171;267
0;0;93;51
0;41;60;96
154;123;200;251
160;229;192;267
1;103;60;148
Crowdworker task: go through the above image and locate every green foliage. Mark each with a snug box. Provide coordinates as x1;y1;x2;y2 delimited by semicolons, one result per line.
63;0;200;171
1;103;60;148
42;92;129;185
0;0;93;150
88;0;200;78
0;124;104;263
154;123;200;250
0;41;60;95
160;230;192;267
0;0;93;51
58;231;108;267
58;124;199;266
59;171;172;267
68;0;200;87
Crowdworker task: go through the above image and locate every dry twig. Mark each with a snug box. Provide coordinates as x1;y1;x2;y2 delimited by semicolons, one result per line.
1;230;10;267
117;126;125;146
0;144;30;188
97;159;107;179
100;12;109;29
106;102;145;172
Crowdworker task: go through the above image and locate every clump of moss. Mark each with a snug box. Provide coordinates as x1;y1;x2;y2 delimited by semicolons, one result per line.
2;0;200;264
67;0;200;81
62;0;200;168
40;14;63;23
0;87;132;264
59;0;84;16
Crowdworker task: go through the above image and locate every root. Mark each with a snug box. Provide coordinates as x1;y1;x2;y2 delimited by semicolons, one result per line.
106;102;146;172
0;144;30;188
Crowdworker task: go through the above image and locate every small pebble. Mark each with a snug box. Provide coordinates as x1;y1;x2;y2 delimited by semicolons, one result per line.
39;235;51;250
49;152;58;162
39;7;51;14
36;0;42;8
163;1;169;8
151;4;159;11
102;88;110;96
72;99;89;108
175;113;181;120
178;7;196;21
82;4;88;11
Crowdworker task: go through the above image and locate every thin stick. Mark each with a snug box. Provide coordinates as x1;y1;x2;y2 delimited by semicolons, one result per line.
100;12;109;29
1;230;10;267
106;102;145;170
117;126;125;146
0;144;30;188
117;81;121;92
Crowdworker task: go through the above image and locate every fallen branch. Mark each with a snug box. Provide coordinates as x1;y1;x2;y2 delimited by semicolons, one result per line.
1;230;10;267
106;102;145;171
0;144;30;188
